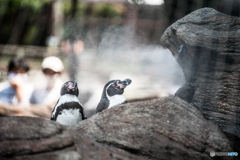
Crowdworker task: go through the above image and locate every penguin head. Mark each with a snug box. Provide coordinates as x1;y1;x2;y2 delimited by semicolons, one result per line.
60;81;79;96
104;79;132;97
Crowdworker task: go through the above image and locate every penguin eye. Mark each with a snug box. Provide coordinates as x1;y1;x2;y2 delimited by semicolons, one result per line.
112;81;117;86
114;81;121;89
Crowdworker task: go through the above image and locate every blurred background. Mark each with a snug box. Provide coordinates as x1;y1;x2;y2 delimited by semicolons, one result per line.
0;0;239;117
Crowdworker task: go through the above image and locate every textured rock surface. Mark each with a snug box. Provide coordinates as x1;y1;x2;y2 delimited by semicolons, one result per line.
0;116;147;160
73;96;233;160
161;8;240;152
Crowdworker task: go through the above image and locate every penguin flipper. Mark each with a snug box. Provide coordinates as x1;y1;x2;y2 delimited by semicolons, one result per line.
78;104;87;120
50;107;59;121
50;100;59;121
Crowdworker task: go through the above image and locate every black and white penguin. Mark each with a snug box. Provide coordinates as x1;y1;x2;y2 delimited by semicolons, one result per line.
95;78;132;113
50;81;86;126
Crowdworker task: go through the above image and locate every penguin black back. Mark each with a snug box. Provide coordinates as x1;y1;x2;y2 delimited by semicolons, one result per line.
95;79;132;113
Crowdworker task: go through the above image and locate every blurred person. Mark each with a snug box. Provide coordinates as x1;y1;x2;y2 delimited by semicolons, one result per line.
61;39;84;81
30;56;64;107
0;58;33;106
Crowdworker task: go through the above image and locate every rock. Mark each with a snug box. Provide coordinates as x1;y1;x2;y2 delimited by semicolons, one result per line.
0;102;53;118
161;8;240;152
0;116;148;160
73;96;233;160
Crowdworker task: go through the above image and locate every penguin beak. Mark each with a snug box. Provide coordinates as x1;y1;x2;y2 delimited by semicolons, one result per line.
117;79;132;89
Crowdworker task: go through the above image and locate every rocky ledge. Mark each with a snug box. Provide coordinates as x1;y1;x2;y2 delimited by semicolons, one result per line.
0;116;147;160
73;96;232;160
0;96;233;160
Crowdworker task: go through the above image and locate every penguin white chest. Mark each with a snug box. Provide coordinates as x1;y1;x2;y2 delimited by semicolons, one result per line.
108;95;126;108
56;108;82;126
52;94;83;126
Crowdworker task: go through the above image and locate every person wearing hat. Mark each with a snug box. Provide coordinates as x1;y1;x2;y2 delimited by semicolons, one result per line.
30;56;64;107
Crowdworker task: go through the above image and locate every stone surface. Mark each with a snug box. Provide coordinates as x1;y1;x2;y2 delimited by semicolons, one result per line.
161;7;240;152
0;102;52;118
73;96;233;160
0;116;148;160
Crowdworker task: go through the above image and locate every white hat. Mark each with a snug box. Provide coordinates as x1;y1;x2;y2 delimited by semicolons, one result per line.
42;56;64;72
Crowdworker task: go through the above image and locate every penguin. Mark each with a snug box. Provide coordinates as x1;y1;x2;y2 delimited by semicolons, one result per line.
95;78;132;113
50;81;86;126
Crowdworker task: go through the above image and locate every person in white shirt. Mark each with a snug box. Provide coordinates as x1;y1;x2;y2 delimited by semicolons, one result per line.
30;56;64;107
0;58;33;106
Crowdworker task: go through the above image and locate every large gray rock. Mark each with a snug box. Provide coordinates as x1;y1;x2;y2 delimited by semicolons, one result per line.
161;7;240;152
73;96;233;160
0;116;147;160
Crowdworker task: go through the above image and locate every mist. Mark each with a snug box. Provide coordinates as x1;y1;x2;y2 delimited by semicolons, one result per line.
74;25;185;115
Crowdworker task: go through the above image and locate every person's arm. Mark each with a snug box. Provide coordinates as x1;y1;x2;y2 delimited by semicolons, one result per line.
10;76;24;104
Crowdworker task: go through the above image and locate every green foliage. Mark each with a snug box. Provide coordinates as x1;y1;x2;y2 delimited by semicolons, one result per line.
93;3;125;18
62;1;88;17
20;0;51;10
62;1;72;15
0;0;52;45
62;2;125;18
22;26;38;44
77;2;88;17
0;0;51;12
